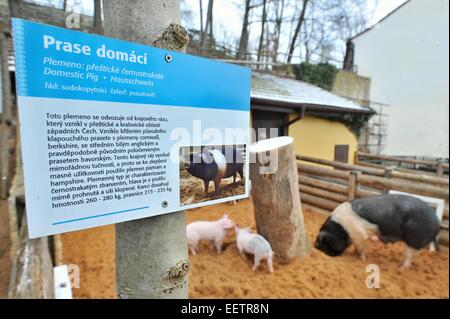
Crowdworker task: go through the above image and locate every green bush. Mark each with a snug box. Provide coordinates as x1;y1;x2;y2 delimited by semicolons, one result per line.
293;62;338;91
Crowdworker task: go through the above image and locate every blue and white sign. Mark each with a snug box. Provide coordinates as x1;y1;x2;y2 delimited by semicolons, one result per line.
13;19;251;238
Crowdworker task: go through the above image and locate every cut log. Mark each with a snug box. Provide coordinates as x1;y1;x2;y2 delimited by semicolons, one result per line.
250;136;310;262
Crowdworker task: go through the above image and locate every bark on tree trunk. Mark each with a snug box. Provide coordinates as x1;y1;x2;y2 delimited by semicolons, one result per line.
256;0;267;64
199;0;204;37
201;0;213;48
237;0;251;60
272;0;284;63
103;0;190;299
249;137;310;263
93;0;103;34
287;0;309;64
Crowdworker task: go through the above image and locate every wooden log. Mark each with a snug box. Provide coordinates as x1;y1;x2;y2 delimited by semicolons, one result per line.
356;187;381;198
299;173;380;198
299;174;348;194
357;174;449;199
356;160;439;177
250;136;310;262
300;192;340;211
391;170;448;186
357;151;441;168
8;213;54;299
300;155;448;186
298;163;349;180
301;203;331;216
348;171;359;200
299;183;348;203
297;155;385;176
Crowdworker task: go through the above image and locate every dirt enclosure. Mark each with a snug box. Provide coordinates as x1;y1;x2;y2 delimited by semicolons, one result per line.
60;199;449;299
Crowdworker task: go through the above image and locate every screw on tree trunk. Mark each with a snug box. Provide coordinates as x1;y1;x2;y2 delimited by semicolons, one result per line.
249;136;310;263
103;0;190;299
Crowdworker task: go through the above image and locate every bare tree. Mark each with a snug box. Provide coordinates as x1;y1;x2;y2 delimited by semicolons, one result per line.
93;0;103;34
201;0;214;47
256;0;267;64
237;0;252;60
199;0;204;35
286;0;309;64
271;0;285;63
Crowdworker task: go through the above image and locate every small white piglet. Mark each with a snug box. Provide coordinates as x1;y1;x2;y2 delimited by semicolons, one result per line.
235;226;274;273
186;214;235;255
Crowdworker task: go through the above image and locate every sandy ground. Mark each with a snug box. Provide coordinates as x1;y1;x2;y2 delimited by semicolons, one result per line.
0;200;11;298
60;199;449;299
180;169;245;206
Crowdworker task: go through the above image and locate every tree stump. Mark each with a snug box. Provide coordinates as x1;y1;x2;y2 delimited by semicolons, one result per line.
249;136;310;262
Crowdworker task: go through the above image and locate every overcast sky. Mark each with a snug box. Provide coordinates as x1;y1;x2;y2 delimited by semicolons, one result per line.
29;0;408;63
180;0;408;63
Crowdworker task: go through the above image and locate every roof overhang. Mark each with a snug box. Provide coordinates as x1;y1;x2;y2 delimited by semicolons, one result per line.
251;96;374;115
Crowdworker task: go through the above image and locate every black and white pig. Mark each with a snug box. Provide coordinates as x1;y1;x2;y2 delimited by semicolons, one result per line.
185;147;244;195
314;194;440;268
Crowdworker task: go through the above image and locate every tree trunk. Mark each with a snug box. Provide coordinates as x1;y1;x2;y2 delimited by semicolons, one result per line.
249;137;310;263
103;0;190;299
287;0;309;64
237;0;251;60
199;0;203;37
272;0;284;63
256;0;267;64
93;0;103;34
201;0;213;48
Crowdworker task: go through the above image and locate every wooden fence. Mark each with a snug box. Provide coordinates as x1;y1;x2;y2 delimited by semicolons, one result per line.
356;151;449;177
297;155;449;252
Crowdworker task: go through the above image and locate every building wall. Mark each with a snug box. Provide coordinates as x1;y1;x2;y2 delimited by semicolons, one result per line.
353;0;449;158
332;70;371;105
288;114;358;164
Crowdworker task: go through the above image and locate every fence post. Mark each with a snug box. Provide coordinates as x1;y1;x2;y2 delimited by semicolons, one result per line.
437;162;445;177
1;27;13;200
384;166;395;193
348;171;359;201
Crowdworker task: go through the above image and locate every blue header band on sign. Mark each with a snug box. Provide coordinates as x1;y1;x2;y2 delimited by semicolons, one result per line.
12;18;251;111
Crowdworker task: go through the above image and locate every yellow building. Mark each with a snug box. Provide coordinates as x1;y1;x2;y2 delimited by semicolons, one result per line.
251;72;373;163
